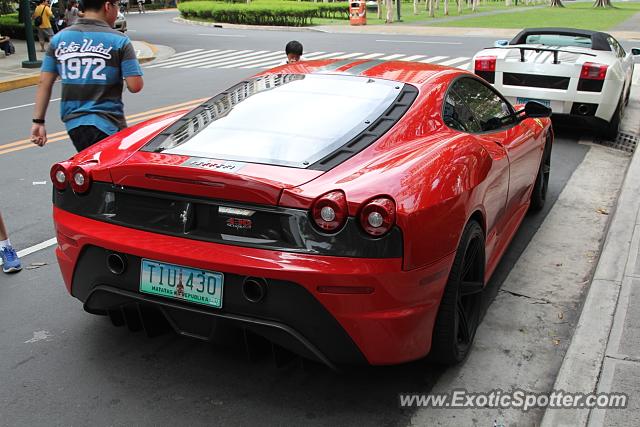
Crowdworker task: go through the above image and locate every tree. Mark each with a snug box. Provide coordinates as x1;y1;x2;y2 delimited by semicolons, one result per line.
593;0;613;7
377;0;382;19
443;0;449;15
549;0;564;7
0;0;13;15
414;0;418;15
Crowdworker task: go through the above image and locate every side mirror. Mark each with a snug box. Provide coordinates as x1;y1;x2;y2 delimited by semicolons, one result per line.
521;101;552;119
494;40;509;47
632;48;640;55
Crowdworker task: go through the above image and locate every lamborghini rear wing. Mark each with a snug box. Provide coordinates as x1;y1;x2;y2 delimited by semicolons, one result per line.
488;46;597;64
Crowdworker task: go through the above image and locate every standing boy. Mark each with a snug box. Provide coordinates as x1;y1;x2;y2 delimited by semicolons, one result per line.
30;0;144;152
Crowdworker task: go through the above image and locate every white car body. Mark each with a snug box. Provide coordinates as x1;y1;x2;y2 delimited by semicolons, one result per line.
472;28;639;138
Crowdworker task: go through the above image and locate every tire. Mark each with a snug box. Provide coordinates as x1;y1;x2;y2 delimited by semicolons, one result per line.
529;137;552;212
603;99;622;141
429;220;485;365
624;83;631;107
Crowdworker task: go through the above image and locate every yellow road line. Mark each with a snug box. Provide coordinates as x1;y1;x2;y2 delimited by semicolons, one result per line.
0;98;205;156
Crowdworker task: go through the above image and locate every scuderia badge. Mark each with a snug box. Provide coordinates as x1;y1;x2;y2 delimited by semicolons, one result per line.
181;157;245;173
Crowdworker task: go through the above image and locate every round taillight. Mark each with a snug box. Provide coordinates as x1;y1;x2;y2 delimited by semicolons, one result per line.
359;197;396;237
50;163;69;191
311;190;348;233
70;165;92;194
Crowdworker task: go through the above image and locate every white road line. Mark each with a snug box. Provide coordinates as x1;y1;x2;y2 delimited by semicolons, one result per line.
147;49;213;65
378;54;406;61
438;57;470;66
164;50;241;69
206;51;283;69
375;39;462;45
199;50;276;68
197;34;247;37
457;62;471;70
334;52;365;59
399;55;427;62
0;238;57;267
146;49;222;68
420;56;447;63
357;53;385;59
0;98;61;112
166;48;204;59
240;51;324;69
181;50;255;68
301;52;345;60
236;53;288;69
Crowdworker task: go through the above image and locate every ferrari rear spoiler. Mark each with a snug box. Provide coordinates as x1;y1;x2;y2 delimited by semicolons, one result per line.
488;46;597;64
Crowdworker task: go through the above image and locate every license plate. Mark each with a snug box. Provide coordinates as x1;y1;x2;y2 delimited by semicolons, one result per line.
516;97;551;108
140;259;223;309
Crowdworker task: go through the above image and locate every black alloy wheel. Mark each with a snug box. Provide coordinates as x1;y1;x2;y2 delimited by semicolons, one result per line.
430;220;485;365
529;137;552;212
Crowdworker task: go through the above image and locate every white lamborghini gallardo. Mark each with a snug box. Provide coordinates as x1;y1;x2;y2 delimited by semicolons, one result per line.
472;28;639;139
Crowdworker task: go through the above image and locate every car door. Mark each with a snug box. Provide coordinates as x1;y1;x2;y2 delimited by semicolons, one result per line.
452;77;542;222
443;81;509;266
608;36;633;99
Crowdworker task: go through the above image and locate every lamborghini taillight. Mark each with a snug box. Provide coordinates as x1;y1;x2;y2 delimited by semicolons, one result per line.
474;56;496;83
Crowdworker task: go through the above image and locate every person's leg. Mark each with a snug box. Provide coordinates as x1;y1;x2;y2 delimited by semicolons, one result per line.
68;126;109;152
37;29;45;52
0;212;21;273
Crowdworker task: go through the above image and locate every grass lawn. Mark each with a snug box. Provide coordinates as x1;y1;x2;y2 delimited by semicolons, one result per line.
312;1;540;26
429;2;640;30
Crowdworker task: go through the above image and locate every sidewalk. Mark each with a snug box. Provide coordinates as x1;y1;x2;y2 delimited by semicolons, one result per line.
0;39;156;93
541;85;640;425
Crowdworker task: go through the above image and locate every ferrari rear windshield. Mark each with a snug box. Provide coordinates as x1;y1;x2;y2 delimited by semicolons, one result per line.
143;74;404;168
524;34;592;49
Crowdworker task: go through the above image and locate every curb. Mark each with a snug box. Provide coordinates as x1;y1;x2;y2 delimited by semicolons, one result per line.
137;40;158;64
172;17;326;33
0;74;40;94
540;91;640;426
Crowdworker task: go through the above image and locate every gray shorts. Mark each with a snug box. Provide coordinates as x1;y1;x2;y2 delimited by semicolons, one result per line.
37;28;54;43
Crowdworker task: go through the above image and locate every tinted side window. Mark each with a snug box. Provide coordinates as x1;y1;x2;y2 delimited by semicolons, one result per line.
452;78;514;132
443;91;480;133
608;36;625;58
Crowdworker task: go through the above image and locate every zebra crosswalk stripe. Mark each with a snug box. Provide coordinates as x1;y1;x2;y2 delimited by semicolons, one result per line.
438;57;470;66
146;50;472;71
214;51;285;69
181;50;255;69
147;49;230;68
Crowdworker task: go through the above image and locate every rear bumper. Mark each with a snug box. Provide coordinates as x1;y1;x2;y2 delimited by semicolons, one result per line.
494;72;622;123
54;207;453;366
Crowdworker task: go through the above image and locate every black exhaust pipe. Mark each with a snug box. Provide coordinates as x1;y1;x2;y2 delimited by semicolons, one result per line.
106;253;127;275
242;277;268;303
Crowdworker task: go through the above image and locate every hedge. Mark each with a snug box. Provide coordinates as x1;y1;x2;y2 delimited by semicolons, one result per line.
0;13;31;39
178;1;348;26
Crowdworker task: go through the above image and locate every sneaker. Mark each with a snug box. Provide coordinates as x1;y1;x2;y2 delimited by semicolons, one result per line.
1;246;22;273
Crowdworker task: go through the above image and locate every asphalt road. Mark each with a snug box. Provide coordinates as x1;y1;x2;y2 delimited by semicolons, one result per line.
0;10;628;426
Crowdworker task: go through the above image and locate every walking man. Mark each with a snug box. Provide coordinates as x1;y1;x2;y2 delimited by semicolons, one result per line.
30;0;144;152
32;0;54;52
0;212;21;274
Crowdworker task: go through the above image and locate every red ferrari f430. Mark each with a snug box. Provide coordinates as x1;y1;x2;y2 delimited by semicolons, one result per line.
51;59;553;368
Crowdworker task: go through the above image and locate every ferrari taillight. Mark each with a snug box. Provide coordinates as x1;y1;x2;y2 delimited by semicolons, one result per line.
50;162;71;191
70;165;93;194
474;56;496;72
474;56;496;83
311;190;348;233
580;62;608;80
359;197;396;237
